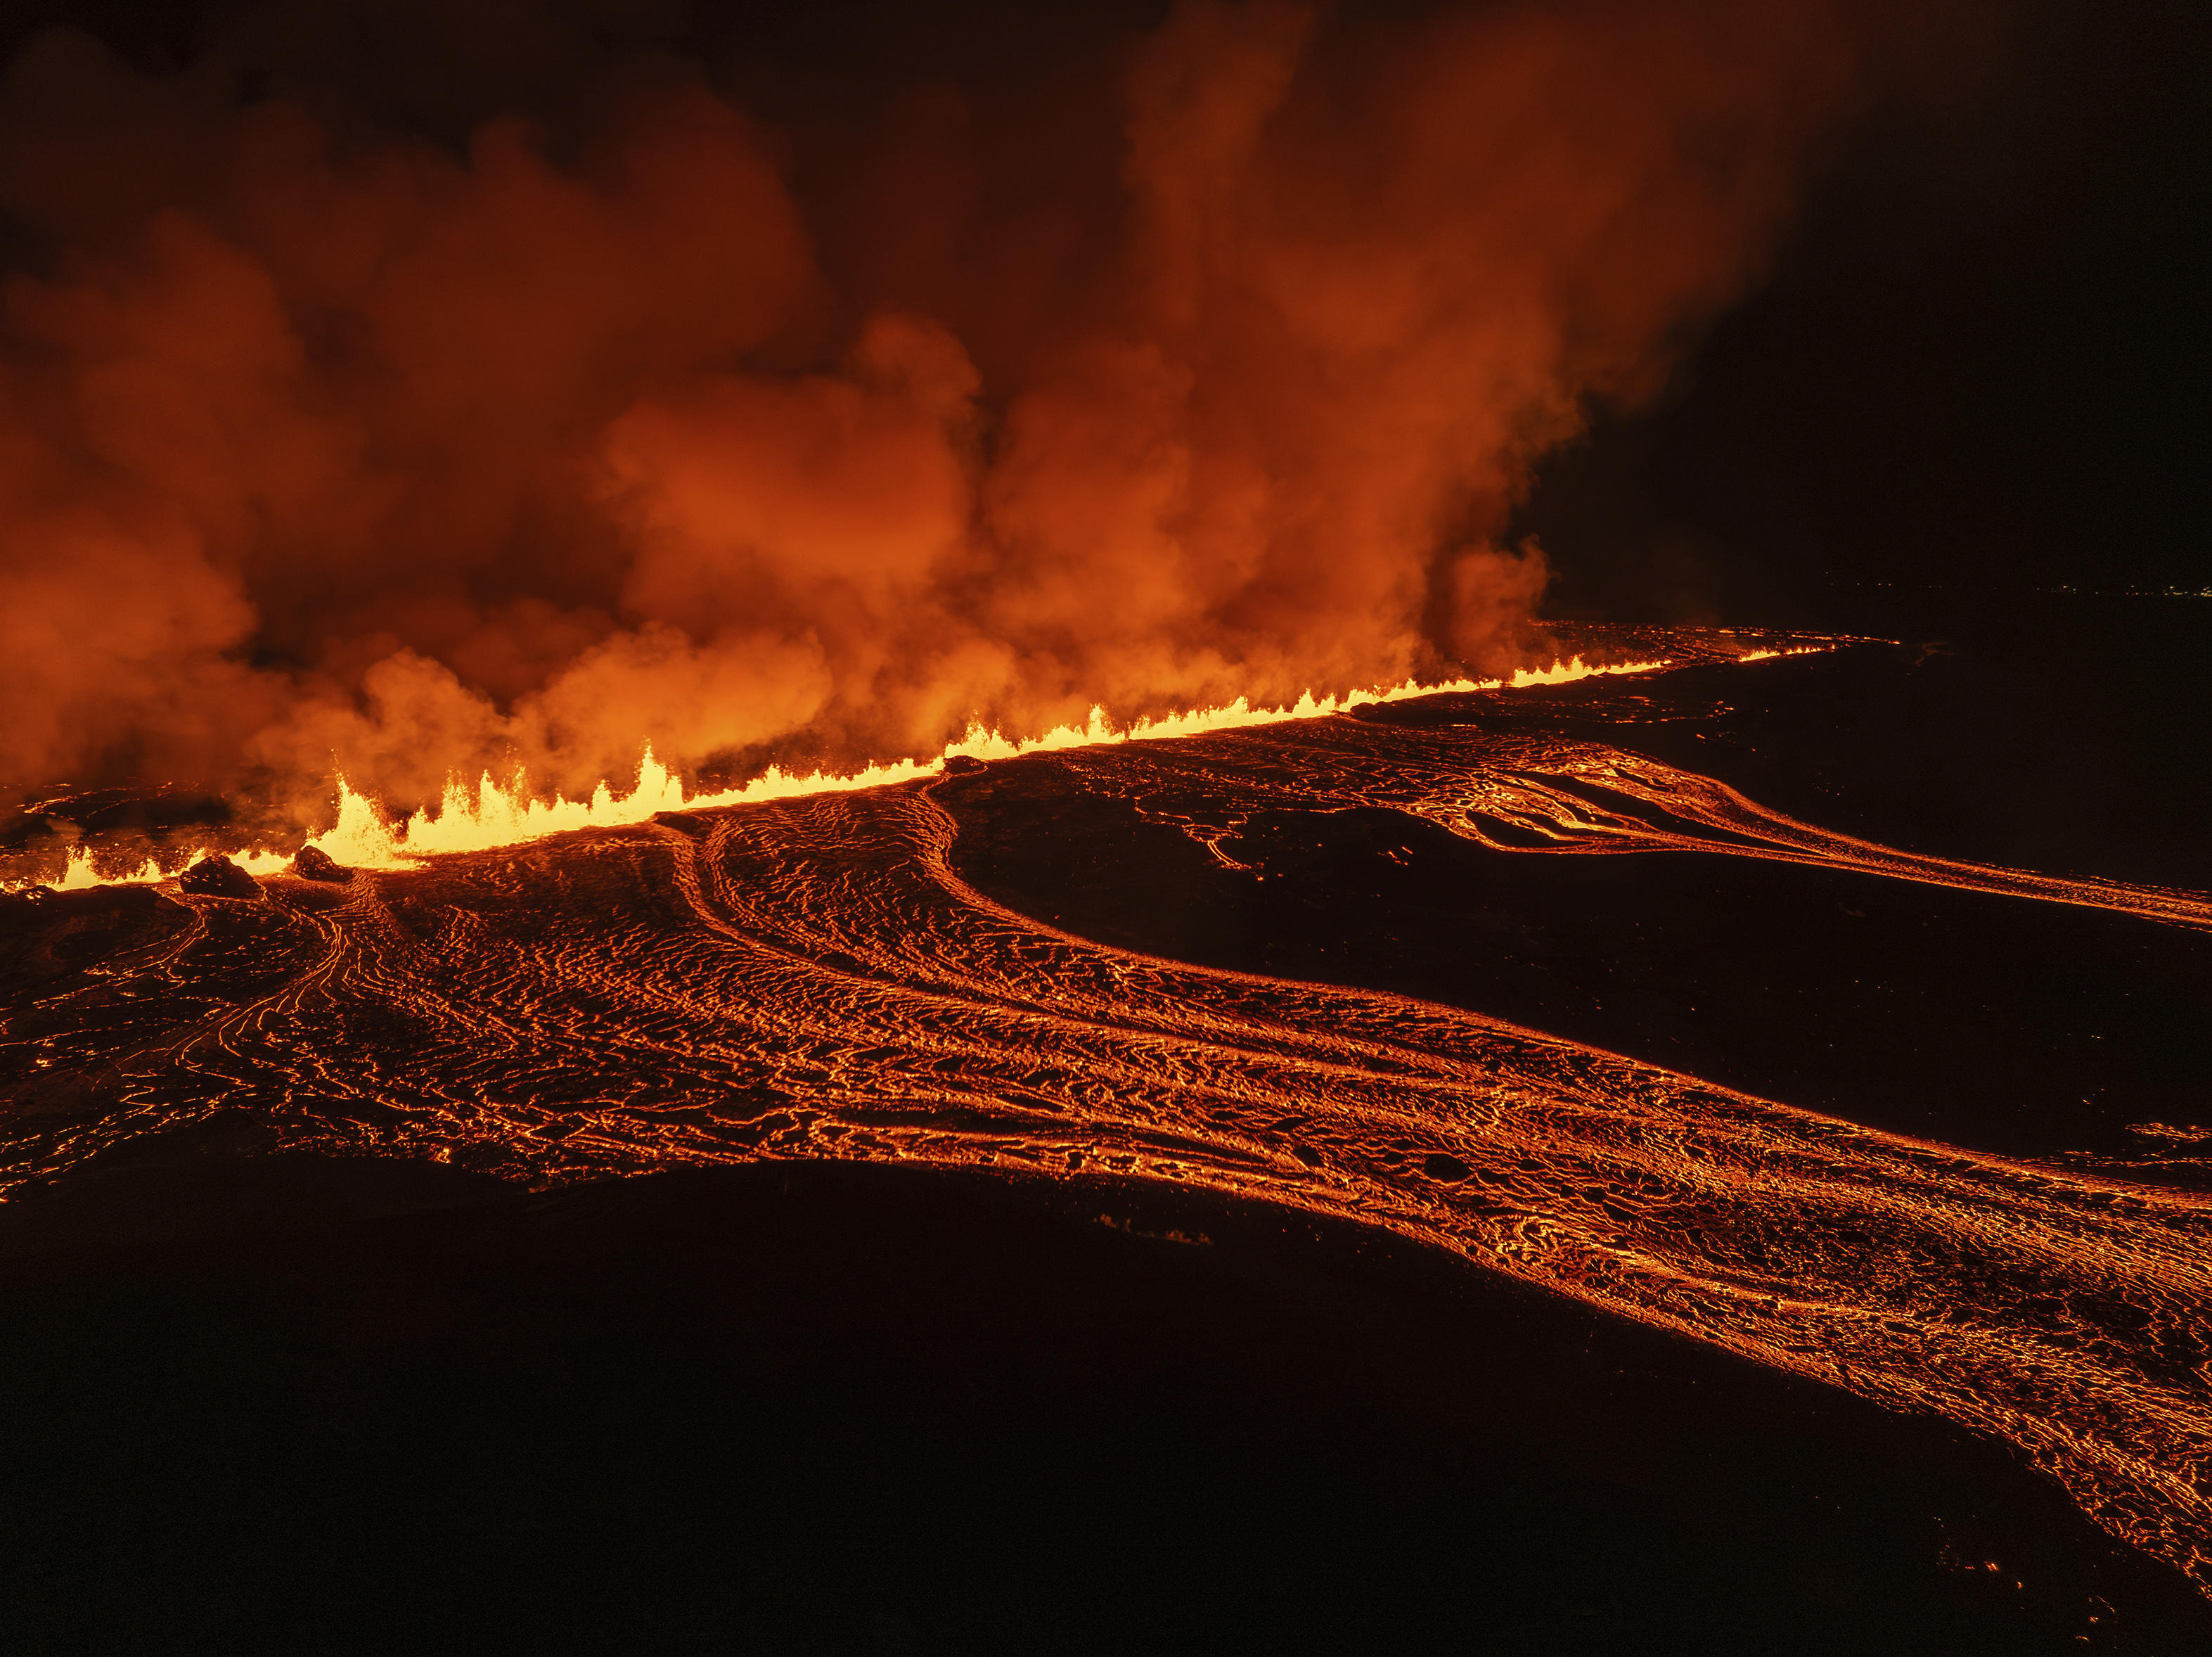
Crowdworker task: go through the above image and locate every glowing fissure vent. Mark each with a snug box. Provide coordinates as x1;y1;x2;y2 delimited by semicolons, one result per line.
28;654;1673;889
310;655;1670;868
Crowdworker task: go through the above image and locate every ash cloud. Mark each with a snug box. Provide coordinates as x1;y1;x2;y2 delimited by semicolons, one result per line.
0;0;1908;825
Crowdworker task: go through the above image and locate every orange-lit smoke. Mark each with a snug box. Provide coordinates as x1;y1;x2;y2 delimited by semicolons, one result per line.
0;0;1894;824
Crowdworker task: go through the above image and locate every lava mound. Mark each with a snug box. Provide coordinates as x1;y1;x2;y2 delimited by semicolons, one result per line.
179;856;261;900
290;846;352;884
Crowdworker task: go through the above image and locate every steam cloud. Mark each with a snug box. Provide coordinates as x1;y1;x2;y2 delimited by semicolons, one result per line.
0;0;1897;824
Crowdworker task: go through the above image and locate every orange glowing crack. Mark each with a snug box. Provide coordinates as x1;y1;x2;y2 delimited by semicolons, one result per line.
19;649;1681;892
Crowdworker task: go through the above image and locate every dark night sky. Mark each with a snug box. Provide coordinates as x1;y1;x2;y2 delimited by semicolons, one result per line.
4;0;2204;629
1517;0;2212;625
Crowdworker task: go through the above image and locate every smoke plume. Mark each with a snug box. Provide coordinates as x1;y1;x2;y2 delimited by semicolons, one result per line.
0;0;1894;823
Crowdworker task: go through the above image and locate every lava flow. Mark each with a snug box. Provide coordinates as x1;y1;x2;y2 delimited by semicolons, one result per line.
4;655;2209;1594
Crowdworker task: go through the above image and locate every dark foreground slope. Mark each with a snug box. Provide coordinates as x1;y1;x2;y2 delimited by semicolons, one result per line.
4;1156;2211;1656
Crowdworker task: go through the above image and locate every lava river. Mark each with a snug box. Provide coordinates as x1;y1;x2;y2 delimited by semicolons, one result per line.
4;679;2211;1592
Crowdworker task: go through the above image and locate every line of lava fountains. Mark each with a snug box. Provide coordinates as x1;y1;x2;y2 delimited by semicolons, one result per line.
27;653;1685;893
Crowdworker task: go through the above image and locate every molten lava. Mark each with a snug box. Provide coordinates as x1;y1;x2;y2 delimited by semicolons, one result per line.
13;647;1687;890
4;645;2208;1594
327;651;1675;866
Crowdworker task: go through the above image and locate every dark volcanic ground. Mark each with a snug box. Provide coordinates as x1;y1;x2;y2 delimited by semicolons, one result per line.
6;1160;2212;1656
3;600;2210;1654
